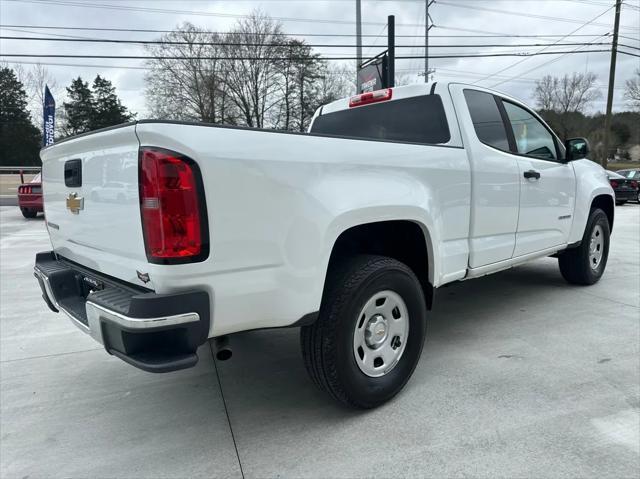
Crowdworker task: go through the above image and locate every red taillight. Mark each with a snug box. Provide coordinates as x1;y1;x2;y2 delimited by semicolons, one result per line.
349;88;393;108
139;147;208;263
610;180;618;188
631;180;638;189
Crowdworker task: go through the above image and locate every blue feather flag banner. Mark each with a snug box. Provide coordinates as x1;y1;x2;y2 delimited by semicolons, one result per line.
43;85;55;147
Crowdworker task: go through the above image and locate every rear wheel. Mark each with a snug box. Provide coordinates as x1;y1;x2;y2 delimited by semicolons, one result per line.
301;255;427;408
558;208;610;285
21;208;37;218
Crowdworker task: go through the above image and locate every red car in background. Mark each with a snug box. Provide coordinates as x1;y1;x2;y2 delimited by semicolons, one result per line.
17;173;43;218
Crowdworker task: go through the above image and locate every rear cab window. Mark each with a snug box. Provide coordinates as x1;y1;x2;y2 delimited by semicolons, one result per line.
310;95;451;145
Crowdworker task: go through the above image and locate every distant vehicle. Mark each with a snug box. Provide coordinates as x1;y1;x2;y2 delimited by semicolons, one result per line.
606;170;638;206
34;83;615;408
90;181;137;203
615;169;640;202
17;173;43;218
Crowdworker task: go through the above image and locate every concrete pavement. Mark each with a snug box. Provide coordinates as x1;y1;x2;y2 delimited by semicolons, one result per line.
1;204;638;478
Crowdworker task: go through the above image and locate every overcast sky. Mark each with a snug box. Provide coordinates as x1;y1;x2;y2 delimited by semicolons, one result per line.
1;0;639;117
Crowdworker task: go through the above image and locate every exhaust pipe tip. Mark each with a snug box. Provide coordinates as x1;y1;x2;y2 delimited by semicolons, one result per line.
213;336;232;361
216;348;232;361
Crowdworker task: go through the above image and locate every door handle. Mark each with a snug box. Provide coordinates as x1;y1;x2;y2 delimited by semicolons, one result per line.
524;170;541;180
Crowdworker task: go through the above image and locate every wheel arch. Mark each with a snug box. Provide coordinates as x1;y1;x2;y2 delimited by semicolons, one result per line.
323;219;435;309
591;194;614;232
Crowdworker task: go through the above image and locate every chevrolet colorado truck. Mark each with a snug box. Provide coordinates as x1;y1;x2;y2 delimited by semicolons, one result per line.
34;82;614;408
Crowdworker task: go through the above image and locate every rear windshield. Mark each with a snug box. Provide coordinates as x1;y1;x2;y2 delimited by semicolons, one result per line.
310;95;451;145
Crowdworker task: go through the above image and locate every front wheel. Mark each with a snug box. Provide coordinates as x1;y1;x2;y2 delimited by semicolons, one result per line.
558;208;610;285
301;255;427;409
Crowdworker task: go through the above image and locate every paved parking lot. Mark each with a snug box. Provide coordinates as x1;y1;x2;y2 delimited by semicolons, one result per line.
1;204;638;478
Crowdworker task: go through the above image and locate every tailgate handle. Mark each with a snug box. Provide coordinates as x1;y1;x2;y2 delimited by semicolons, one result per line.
64;159;82;187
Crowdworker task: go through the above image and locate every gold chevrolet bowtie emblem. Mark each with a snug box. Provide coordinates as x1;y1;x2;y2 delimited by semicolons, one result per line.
66;192;84;214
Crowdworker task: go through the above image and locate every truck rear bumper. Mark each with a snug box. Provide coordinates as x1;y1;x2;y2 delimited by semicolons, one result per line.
34;251;210;373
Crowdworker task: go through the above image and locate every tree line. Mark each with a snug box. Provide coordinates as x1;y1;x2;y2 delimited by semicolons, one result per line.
534;70;640;162
0;67;133;165
62;75;134;136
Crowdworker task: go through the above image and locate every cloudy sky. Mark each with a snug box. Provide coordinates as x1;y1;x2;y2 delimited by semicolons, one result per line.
1;0;639;117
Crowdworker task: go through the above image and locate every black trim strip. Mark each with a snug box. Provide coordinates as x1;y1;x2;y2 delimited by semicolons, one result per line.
494;95;517;153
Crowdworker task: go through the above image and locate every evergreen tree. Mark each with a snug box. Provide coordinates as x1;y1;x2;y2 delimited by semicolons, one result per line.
0;67;41;166
91;75;133;129
63;77;94;136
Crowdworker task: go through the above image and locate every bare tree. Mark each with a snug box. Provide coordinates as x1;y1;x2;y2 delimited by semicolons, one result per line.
145;23;237;123
143;12;354;131
533;75;556;111
302;63;353;130
534;73;601;114
11;63;61;131
624;69;640;111
220;12;286;128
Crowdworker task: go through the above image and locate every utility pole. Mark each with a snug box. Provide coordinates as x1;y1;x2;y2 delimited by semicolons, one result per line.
424;0;435;82
388;15;395;87
602;0;622;168
356;0;362;85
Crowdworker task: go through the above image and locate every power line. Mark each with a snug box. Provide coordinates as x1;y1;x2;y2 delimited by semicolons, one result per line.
437;0;639;31
0;50;612;61
0;0;427;28
473;5;615;85
8;0;638;31
488;33;612;88
0;35;612;50
0;23;618;40
2;59;628;93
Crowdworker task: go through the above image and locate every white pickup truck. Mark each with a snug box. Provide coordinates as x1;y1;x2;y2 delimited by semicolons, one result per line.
35;82;614;408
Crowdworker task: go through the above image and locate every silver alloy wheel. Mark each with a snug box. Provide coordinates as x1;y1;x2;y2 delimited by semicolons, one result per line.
589;224;604;270
353;290;409;378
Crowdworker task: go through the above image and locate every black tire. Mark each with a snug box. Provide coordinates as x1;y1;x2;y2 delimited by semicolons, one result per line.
21;208;37;218
558;208;610;285
301;255;427;409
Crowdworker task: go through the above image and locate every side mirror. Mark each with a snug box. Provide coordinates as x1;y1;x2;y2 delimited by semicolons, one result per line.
565;137;590;162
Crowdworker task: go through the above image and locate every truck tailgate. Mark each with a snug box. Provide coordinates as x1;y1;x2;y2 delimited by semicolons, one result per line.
41;125;148;285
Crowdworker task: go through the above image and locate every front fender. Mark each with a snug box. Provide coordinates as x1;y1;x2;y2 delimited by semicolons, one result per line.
568;160;615;244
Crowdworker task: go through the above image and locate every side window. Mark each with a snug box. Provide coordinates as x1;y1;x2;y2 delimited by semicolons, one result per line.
463;89;510;151
502;101;557;161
